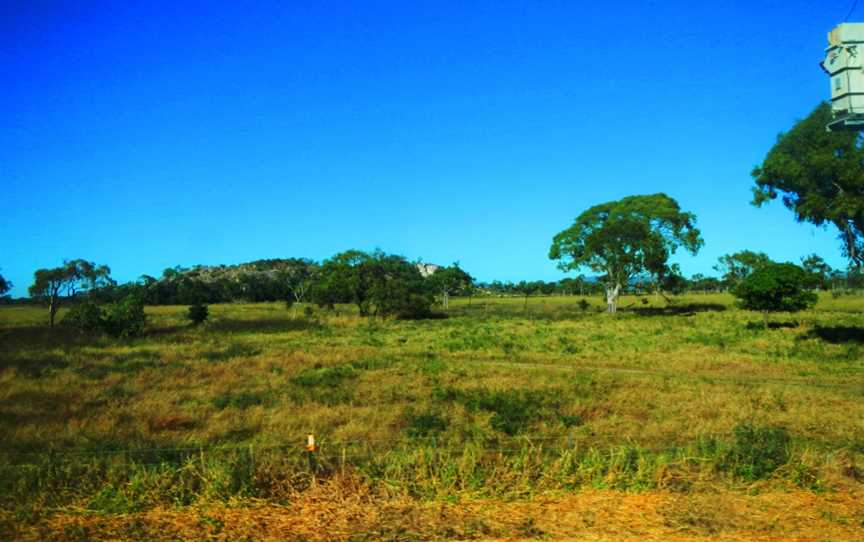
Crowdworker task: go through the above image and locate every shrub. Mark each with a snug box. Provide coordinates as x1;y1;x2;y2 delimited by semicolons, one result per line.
101;295;147;337
62;295;147;337
731;263;817;326
187;303;209;325
62;302;103;332
312;250;434;318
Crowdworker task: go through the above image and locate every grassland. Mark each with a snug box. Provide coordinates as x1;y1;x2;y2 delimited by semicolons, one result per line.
1;294;864;540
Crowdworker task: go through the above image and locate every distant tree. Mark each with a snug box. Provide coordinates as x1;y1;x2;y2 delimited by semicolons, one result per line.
513;281;537;309
187;303;209;325
752;102;864;267
714;251;773;288
283;259;319;306
0;273;10;296
690;273;723;293
313;250;433;318
800;254;832;290
732;263;818;328
657;264;688;296
549;194;703;313
426;263;473;309
28;260;114;326
313;250;373;313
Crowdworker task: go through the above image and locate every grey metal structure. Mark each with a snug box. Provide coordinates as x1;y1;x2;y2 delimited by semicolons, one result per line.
822;23;864;131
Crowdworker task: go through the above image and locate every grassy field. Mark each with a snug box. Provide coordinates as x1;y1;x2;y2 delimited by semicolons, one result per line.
1;294;864;540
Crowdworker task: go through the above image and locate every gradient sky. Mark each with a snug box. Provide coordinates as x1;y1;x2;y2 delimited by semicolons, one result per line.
1;1;859;296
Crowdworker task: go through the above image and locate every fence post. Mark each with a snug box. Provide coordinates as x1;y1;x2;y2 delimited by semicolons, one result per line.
306;433;318;480
341;444;346;474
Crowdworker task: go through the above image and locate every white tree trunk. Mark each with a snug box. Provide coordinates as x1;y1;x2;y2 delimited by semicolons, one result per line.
605;284;621;314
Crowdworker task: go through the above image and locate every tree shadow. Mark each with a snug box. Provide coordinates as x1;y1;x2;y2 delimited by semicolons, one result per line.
0;354;69;378
208;317;322;334
401;311;449;321
745;321;799;330
631;303;728;317
803;326;864;344
144;325;187;338
0;325;94;351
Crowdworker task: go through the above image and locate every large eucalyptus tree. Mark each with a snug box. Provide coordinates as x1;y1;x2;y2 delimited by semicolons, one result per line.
549;194;703;313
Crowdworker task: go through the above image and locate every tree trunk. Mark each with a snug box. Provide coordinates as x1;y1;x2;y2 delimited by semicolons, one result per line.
48;296;57;326
763;310;769;329
442;291;449;309
605;284;621;314
523;294;528;310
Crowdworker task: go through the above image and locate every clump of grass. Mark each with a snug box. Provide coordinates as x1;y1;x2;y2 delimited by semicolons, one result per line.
433;387;578;436
721;423;791;480
213;392;265;410
403;410;448;438
289;358;392;405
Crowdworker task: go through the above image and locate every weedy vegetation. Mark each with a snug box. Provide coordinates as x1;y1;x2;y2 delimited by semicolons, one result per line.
1;293;864;539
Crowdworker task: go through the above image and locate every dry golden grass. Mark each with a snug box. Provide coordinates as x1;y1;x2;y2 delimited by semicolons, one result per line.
7;474;863;541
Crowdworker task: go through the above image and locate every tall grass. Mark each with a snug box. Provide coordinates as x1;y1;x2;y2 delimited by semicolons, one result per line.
1;294;863;515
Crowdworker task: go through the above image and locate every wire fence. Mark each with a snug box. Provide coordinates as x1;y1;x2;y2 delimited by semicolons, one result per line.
0;428;850;470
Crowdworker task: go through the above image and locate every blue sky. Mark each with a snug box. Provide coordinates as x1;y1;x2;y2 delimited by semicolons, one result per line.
0;1;857;296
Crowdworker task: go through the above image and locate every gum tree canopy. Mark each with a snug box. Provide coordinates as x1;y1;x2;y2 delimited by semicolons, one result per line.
752;102;864;267
29;259;114;326
549;193;703;313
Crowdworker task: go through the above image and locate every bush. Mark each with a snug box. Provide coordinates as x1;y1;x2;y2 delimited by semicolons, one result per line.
732;263;817;325
62;302;103;332
312;250;434;318
187;303;209;325
101;295;147;337
61;296;146;337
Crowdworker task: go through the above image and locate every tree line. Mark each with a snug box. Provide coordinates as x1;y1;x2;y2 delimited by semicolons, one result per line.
2;101;861;322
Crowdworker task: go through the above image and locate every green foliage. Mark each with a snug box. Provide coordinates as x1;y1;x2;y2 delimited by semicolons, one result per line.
426;263;474;308
0;273;10;296
60;295;147;337
800;254;832;290
28;259;114;326
62;302;104;332
100;295;147;337
187;304;209;325
752;102;864;266
313;250;434;318
722;424;791;480
731;263;818;315
714;251;773;288
549;194;702;312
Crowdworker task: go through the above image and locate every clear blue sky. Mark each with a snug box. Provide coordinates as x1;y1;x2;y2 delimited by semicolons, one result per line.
0;1;858;296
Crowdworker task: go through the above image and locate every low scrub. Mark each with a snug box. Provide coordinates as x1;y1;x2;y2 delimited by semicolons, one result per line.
62;295;147;337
